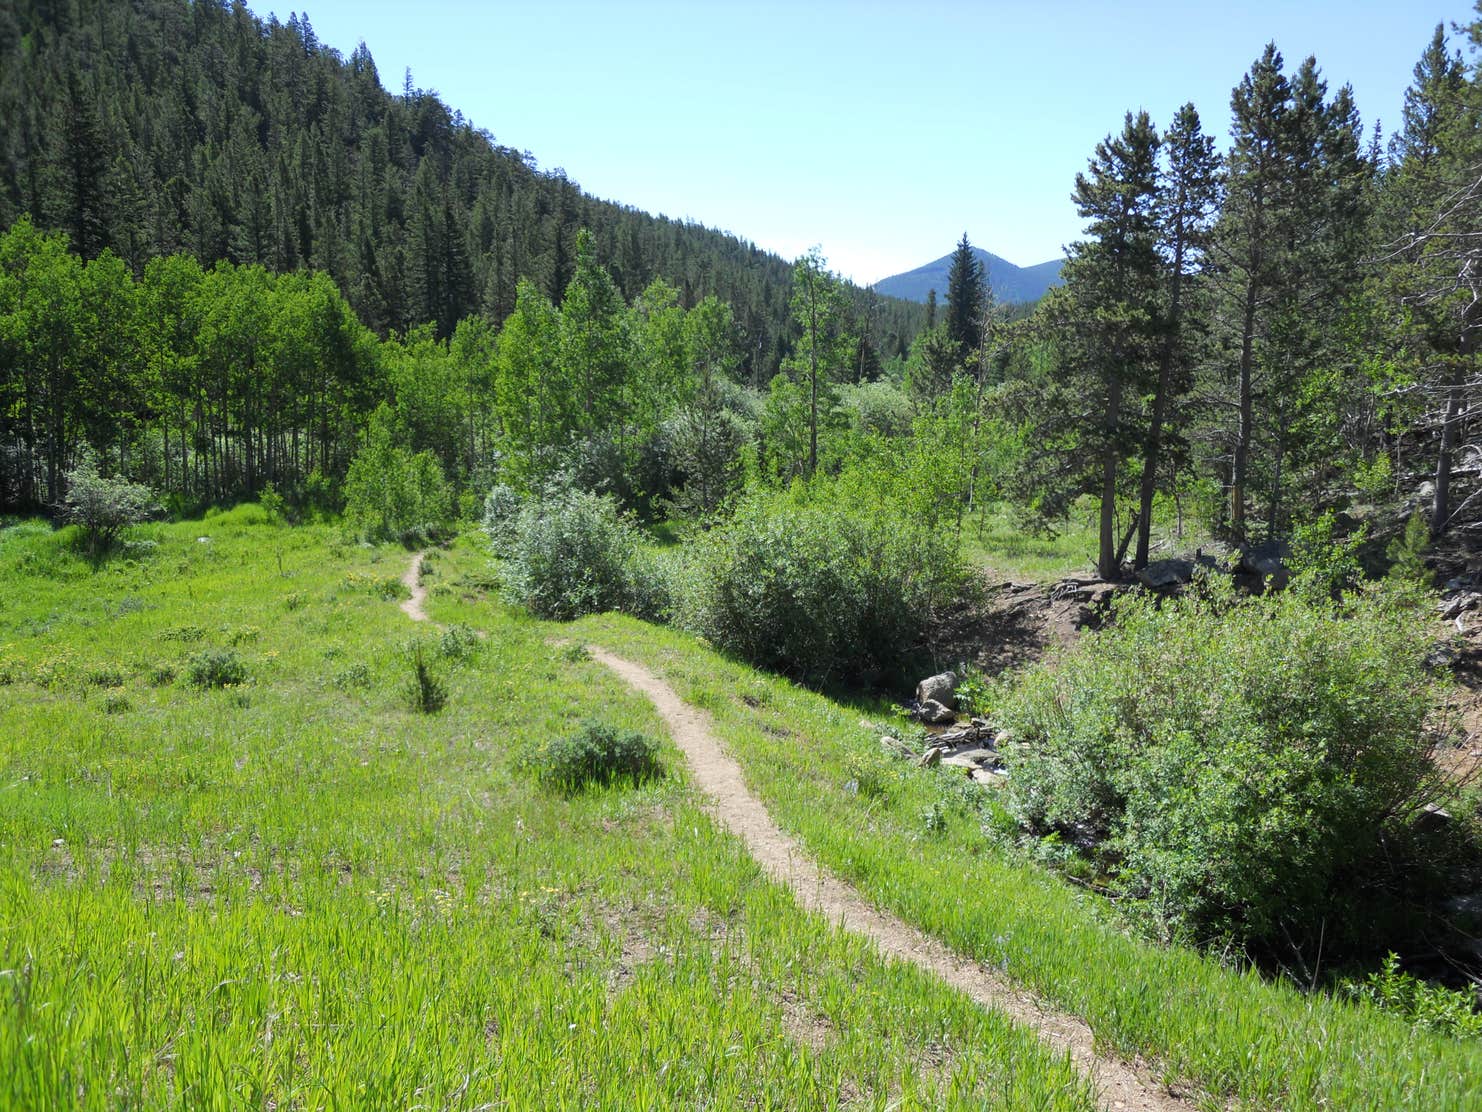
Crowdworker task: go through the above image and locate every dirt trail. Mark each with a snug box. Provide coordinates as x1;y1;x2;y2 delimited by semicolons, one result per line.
587;644;1191;1112
400;551;429;622
392;553;1186;1109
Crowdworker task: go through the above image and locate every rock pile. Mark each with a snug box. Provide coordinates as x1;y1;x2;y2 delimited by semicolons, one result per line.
885;676;1011;788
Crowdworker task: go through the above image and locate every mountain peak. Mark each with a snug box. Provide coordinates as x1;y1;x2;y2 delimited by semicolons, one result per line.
875;247;1063;305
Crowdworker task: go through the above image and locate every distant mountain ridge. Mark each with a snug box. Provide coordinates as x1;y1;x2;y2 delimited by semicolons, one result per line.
875;247;1064;305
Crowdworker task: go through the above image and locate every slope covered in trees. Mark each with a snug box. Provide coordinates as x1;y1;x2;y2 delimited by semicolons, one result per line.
0;0;920;370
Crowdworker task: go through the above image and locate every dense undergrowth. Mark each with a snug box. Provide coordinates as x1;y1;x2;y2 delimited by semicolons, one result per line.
998;576;1470;961
0;511;1094;1109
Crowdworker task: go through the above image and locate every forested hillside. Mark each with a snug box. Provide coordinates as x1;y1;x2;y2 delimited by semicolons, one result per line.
0;0;920;365
4;0;1480;570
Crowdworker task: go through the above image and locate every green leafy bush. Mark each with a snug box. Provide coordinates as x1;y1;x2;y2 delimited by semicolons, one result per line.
999;580;1452;958
481;483;523;554
186;648;247;688
504;487;662;621
529;720;662;793
1342;953;1482;1038
1291;509;1366;595
679;490;962;687
62;458;157;557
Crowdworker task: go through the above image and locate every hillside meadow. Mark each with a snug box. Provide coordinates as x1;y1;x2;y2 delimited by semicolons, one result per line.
0;510;1096;1110
2;511;1481;1108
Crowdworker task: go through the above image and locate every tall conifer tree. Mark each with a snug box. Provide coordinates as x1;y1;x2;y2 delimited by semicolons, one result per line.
944;233;985;354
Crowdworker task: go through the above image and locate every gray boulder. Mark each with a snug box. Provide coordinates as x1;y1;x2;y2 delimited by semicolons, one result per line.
918;699;956;725
915;671;958;710
1135;558;1194;590
941;747;1000;770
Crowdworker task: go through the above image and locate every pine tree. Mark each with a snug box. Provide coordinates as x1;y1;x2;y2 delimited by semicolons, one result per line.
1063;111;1162;578
1209;46;1371;540
1381;20;1482;536
944;233;985;354
1134;103;1220;568
52;71;112;259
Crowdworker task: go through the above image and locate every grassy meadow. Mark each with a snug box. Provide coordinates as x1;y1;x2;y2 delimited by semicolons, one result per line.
0;510;1094;1110
7;510;1482;1110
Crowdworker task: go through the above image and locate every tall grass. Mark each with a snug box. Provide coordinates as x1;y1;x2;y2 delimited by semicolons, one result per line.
0;516;1091;1109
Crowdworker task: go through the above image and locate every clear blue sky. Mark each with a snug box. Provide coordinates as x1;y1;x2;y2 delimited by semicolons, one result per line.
260;1;1476;285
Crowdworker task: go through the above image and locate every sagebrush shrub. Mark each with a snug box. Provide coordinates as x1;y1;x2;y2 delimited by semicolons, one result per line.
187;648;247;688
530;720;662;793
999;579;1452;958
503;488;662;620
62;458;157;557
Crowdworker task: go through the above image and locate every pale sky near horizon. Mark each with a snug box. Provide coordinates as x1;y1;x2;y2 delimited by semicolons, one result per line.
257;1;1477;285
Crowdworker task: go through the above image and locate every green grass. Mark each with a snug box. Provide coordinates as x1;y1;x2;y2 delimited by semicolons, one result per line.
572;610;1482;1111
0;513;1093;1110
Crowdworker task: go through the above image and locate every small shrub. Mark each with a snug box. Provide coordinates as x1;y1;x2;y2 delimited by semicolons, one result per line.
103;688;131;714
1344;953;1482;1038
86;664;125;687
259;481;285;524
953;664;992;717
225;625;261;646
161;625;206;644
284;591;305;612
62;458;157;557
921;800;948;835
436;624;482;661
530;720;662;793
1291;510;1367;596
333;662;371;690
844;747;897;802
1387;510;1433;586
342;572;410;601
403;642;446;713
504;488;659;621
147;663;176;687
187;649;248;689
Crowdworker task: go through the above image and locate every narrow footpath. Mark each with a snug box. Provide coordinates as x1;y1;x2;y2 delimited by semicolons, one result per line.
401;553;1191;1112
